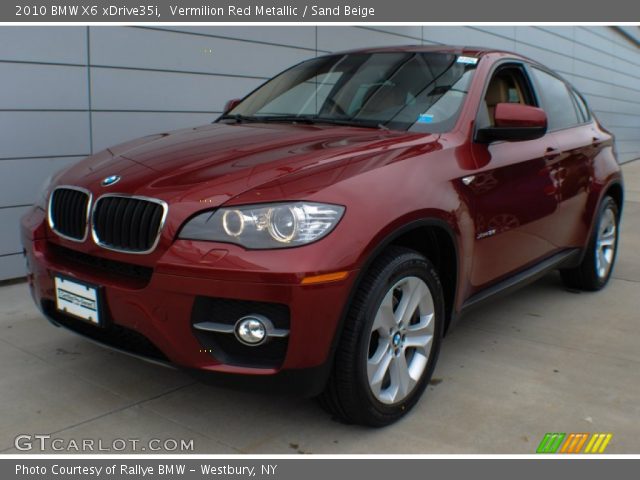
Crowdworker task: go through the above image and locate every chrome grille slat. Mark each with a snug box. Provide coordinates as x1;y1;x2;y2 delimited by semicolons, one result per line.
47;186;91;242
48;188;167;254
91;195;168;254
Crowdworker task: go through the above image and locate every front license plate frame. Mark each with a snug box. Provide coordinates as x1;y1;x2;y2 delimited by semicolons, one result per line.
54;275;104;327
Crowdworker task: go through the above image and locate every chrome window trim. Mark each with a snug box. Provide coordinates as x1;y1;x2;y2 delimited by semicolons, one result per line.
90;193;169;255
47;185;92;243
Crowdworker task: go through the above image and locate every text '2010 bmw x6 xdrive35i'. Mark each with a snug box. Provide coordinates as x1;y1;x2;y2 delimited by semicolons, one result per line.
21;46;623;426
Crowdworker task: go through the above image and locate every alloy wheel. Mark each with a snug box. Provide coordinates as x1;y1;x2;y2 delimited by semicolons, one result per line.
595;206;617;279
366;276;435;404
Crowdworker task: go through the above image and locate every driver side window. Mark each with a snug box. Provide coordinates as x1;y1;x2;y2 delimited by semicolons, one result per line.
478;65;536;128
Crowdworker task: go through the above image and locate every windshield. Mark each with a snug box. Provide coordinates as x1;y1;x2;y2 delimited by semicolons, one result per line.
221;52;478;132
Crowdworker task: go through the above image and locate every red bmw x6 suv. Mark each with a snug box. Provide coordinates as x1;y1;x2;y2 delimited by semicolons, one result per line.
21;46;623;426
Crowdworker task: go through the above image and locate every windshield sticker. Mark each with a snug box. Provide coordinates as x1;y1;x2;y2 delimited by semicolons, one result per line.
457;56;478;65
418;113;434;123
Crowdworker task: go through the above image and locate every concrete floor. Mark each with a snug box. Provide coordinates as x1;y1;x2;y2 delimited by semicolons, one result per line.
1;162;639;455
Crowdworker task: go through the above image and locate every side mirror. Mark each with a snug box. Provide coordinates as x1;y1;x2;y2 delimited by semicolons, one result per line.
223;98;242;114
476;103;547;143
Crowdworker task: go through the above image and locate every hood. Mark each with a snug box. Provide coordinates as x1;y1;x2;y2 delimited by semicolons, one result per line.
58;122;440;207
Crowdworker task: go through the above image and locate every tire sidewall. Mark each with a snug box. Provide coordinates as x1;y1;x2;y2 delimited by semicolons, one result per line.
354;254;444;421
589;197;620;288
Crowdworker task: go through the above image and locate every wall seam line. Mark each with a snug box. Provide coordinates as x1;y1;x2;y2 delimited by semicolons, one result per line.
87;26;94;155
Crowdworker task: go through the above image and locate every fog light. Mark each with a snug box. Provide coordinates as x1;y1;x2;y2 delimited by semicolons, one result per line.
235;315;268;346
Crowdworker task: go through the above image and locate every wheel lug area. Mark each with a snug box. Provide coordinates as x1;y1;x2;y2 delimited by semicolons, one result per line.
388;325;409;356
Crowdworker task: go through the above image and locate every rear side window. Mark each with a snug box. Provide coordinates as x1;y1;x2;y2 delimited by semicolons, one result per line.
530;67;580;130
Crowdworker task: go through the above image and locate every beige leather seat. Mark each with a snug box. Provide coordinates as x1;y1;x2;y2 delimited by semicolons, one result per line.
485;77;511;125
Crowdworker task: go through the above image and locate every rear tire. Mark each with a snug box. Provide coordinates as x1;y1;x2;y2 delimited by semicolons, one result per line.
319;246;444;427
560;196;619;291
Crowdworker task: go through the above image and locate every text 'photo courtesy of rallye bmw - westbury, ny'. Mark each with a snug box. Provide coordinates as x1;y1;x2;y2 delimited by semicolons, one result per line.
15;463;277;477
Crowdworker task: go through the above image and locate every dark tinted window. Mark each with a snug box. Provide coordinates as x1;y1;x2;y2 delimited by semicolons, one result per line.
530;67;580;130
571;90;591;123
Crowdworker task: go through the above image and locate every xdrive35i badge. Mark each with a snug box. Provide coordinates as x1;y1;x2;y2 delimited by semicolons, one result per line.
101;175;121;187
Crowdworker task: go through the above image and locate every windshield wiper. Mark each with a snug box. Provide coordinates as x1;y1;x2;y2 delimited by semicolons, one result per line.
218;114;318;125
218;114;384;130
218;114;264;124
311;117;386;129
256;115;317;124
255;115;375;127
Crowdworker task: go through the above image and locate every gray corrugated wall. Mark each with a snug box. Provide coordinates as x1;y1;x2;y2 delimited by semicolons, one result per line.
1;26;639;280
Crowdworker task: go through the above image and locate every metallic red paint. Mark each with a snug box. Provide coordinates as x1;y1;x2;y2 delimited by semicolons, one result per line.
494;103;547;128
20;47;623;393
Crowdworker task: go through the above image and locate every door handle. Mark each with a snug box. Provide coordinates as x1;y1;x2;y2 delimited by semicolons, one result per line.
544;147;561;160
592;136;603;147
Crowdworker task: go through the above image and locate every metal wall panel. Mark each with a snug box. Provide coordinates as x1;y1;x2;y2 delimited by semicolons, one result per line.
89;27;313;78
0;63;87;110
515;27;575;57
0;207;30;256
0;157;83;206
0;112;90;160
0;254;25;281
362;26;423;42
317;26;423;52
151;26;317;50
90;67;261;112
0;26;86;64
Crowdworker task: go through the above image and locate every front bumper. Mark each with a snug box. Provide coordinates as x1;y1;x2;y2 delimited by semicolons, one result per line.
21;207;357;396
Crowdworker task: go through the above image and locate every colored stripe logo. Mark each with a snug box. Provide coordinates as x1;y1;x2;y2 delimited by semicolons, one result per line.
537;433;565;453
584;433;613;453
536;433;612;453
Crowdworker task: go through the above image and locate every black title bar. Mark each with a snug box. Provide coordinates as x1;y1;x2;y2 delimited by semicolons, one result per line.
4;0;640;22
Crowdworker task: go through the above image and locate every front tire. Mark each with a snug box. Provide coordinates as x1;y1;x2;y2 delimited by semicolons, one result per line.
319;246;444;427
560;196;620;291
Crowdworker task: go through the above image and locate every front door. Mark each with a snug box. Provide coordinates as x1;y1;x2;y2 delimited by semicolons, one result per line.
464;63;561;291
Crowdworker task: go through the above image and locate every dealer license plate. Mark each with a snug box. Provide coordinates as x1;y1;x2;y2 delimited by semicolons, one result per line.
54;276;102;325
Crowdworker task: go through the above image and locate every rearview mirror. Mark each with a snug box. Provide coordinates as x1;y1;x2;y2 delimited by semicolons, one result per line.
223;98;242;113
476;103;547;143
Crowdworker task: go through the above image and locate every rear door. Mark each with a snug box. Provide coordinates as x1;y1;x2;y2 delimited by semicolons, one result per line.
527;66;596;248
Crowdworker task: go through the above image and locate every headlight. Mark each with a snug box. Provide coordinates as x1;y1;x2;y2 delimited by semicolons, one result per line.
179;202;345;249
